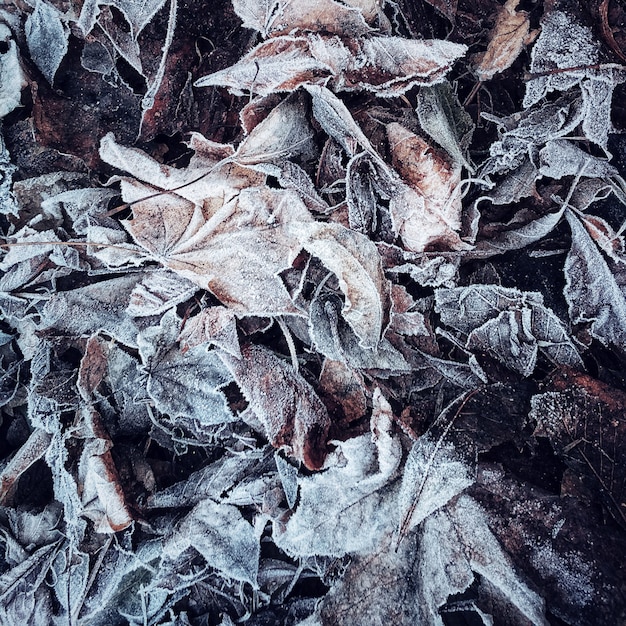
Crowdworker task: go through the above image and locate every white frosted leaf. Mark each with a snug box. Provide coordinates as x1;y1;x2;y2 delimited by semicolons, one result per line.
25;0;69;85
0;24;26;118
138;310;234;424
164;499;259;585
126;270;197;317
399;434;473;534
539;140;618;180
564;209;626;352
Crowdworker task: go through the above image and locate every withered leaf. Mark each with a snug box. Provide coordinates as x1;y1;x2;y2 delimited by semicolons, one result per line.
219;344;330;470
137;310;234;425
178;306;241;358
436;284;583;375
387;122;467;252
564;209;626;353
0;24;26;119
122;184;310;317
164;498;260;585
475;0;531;82
196;34;467;97
232;0;371;38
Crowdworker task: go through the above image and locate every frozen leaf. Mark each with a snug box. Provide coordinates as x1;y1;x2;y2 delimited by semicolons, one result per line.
235;92;315;165
291;221;390;347
196;34;467;97
524;11;598;109
564;209;626;352
138;310;234;425
318;358;367;423
399;432;474;536
416;81;474;171
309;293;409;371
423;0;458;23
232;0;371;38
40;274;145;347
126;270;197;317
178;306;241;358
387;122;466;251
436;284;583;375
25;0;69;85
219;344;330;470
475;0;531;82
79;0;168;38
164;498;259;585
539;139;620;180
120;182;312;316
274;431;400;557
0;23;26;118
419;496;548;626
530;369;626;528
470;207;565;259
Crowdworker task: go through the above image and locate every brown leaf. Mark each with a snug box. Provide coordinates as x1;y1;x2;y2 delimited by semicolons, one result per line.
475;0;532;82
386;122;467;251
120;183;311;317
196;34;467;97
232;0;371;38
318;359;367;424
178;306;241;358
220;344;331;470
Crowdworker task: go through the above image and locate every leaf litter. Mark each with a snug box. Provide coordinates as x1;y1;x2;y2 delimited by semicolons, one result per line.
0;0;626;624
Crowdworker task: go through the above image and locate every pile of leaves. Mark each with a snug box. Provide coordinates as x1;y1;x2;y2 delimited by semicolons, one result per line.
0;0;625;623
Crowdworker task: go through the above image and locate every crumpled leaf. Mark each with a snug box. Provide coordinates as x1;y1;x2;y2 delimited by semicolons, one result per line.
564;209;626;353
126;270;197;317
475;0;531;82
539;139;620;180
523;10;626;147
436;284;583;375
196;34;467;97
291;220;390;348
219;344;330;470
232;0;371;38
79;0;168;38
178;306;241;358
274;412;401;557
137;310;234;426
25;0;69;85
163;498;260;585
0;23;26;118
387;122;466;252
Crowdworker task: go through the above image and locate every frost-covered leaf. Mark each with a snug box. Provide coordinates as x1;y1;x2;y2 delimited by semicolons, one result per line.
178;306;241;358
564;209;626;352
79;0;168;38
291;221;390;347
419;495;548;626
121;183;311;317
470;206;565;259
0;24;26;118
219;344;330;470
274;416;401;557
232;0;371;38
436;284;583;375
196;34;466;97
137;310;234;425
25;0;69;85
387;122;466;251
475;0;531;82
398;431;474;536
416;81;474;171
530;369;626;528
126;270;197;317
523;10;625;147
40;274;145;347
163;498;259;585
539;139;620;180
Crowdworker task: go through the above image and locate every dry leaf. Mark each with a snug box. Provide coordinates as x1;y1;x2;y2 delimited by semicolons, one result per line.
475;0;532;82
387;122;467;251
219;344;331;470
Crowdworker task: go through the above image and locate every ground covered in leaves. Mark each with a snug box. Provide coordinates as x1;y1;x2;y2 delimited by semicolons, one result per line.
0;0;626;624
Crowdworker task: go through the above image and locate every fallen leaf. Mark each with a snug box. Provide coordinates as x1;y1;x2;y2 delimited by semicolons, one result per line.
0;24;26;118
475;0;532;82
219;343;331;470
